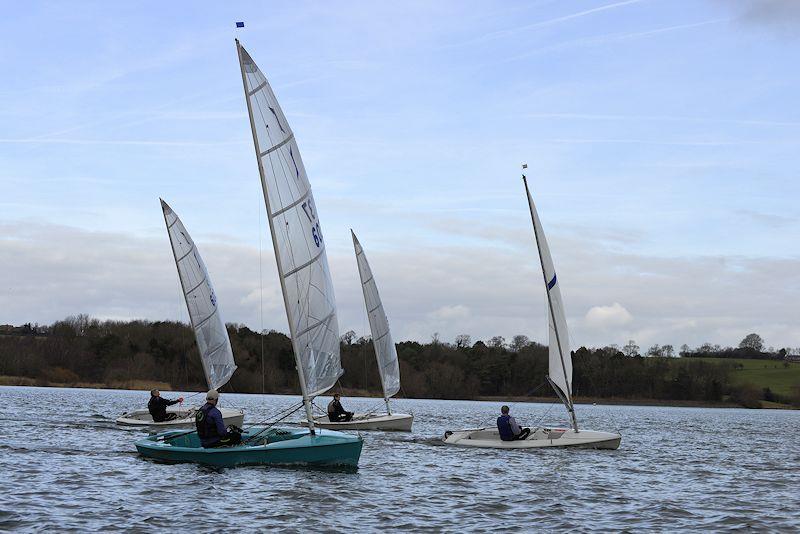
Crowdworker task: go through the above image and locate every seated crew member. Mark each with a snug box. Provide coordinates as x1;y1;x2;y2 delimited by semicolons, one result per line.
327;393;354;422
497;405;531;441
195;389;241;448
148;389;184;422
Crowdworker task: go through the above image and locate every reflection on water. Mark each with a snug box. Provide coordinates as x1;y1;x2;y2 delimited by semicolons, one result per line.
0;386;798;531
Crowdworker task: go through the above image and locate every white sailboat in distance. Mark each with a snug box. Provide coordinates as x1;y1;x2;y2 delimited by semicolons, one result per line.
443;168;621;449
117;200;244;429
305;231;413;431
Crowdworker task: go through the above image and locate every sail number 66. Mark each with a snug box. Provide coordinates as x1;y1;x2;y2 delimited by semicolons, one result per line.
302;200;323;248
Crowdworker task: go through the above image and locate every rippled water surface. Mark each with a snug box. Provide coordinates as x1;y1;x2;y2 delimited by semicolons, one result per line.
1;386;798;531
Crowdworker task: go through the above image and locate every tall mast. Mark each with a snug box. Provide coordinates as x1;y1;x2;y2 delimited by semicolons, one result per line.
522;169;579;433
235;39;317;434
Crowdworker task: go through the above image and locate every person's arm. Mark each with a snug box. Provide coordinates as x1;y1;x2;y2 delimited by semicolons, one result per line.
213;409;227;436
509;416;522;435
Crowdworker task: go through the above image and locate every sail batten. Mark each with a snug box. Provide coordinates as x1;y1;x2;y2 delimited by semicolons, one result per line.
160;199;237;392
352;231;401;400
237;41;342;400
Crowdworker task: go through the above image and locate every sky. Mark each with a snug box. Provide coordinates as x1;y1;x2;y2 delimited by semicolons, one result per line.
1;0;799;351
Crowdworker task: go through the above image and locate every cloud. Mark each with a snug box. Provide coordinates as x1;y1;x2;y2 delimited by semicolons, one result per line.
738;0;800;27
463;0;646;47
1;220;799;351
428;305;471;321
585;302;634;328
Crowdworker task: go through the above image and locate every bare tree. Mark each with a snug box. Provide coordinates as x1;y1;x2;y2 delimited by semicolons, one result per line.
455;334;472;348
739;333;764;352
340;330;356;345
488;336;506;348
662;344;675;358
510;334;531;352
622;340;640;357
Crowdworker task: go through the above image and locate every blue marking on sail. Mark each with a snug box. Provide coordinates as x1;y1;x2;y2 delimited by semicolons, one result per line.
547;273;557;290
289;147;300;178
269;106;286;133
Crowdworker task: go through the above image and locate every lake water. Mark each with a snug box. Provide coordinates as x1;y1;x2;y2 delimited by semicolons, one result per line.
0;386;798;531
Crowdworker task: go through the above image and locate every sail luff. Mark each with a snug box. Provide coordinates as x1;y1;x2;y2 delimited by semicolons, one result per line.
160;199;237;392
351;230;401;402
522;174;578;432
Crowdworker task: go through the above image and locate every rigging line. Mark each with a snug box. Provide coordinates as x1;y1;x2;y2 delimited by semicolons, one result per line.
259;185;265;394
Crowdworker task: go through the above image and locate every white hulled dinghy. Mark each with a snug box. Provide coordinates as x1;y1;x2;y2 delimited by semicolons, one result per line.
136;39;361;467
117;200;243;429
303;231;413;431
443;169;620;450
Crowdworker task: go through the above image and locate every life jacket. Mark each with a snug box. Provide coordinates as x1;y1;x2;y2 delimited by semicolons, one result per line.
497;414;514;441
195;403;219;440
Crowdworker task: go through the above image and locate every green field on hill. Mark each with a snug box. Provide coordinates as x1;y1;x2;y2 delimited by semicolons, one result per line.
695;357;800;397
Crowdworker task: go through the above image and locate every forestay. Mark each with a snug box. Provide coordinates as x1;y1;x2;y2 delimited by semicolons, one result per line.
236;42;342;398
352;231;401;399
160;200;237;391
523;182;573;399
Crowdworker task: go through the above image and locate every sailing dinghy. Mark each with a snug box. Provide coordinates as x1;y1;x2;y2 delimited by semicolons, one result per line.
136;40;362;467
303;231;413;431
443;170;621;450
117;200;244;429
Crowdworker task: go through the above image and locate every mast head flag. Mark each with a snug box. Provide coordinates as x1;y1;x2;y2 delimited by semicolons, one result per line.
235;21;245;28
236;41;343;399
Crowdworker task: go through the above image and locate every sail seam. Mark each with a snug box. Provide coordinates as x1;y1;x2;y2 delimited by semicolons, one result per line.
295;310;335;337
259;133;295;157
373;330;390;342
248;80;267;95
194;307;218;330
283;249;323;278
185;276;207;295
271;189;310;219
176;245;195;263
367;303;381;314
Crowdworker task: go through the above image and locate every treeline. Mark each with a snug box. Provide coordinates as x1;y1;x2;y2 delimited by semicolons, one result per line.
0;317;796;407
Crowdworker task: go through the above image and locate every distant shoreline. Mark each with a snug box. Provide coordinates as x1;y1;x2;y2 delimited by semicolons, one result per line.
1;377;795;410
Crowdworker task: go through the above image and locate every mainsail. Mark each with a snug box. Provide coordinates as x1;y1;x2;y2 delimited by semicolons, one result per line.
522;176;576;429
352;231;401;401
160;199;237;391
236;40;342;400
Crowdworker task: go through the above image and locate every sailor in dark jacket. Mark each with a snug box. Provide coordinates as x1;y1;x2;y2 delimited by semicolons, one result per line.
327;393;354;422
497;405;531;441
195;389;241;448
148;389;184;422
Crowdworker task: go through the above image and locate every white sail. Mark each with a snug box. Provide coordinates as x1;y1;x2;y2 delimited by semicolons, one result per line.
352;231;401;400
236;41;342;399
523;181;573;398
160;199;237;391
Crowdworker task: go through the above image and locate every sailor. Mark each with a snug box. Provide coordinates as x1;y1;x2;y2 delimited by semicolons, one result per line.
497;405;531;441
195;389;242;448
327;393;354;422
147;389;184;422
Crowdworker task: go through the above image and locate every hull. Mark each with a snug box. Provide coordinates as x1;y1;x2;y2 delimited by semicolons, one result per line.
302;412;413;431
116;407;244;430
135;427;363;467
442;427;621;450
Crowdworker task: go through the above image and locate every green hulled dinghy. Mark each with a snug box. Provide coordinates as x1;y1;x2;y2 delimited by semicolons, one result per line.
136;427;362;468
